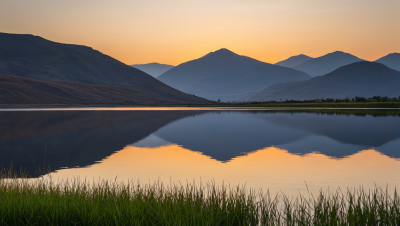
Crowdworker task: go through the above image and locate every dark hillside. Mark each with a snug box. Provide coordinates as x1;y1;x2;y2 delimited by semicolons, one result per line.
0;32;209;104
0;74;209;104
239;62;400;101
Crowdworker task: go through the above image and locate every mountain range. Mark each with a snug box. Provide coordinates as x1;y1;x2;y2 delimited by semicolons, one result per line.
0;33;208;104
291;51;365;77
375;53;400;72
275;54;313;68
131;63;174;78
157;48;311;101
238;61;400;101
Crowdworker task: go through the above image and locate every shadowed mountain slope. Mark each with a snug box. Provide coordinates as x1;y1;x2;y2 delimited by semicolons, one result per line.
275;54;313;68
157;48;311;101
131;63;174;78
0;74;209;104
239;62;400;101
375;53;400;72
293;51;365;77
0;32;209;104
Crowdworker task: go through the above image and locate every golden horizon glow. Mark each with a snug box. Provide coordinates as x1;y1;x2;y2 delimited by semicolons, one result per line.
49;144;400;197
1;0;399;66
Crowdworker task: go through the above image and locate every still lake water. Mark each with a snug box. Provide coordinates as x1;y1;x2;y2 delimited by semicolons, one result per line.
1;108;399;196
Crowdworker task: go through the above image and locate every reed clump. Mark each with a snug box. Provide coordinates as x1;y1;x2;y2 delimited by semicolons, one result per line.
0;172;399;225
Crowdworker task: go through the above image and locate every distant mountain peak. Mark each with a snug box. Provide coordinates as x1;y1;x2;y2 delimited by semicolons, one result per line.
327;51;352;56
216;48;234;53
132;62;173;66
202;48;239;59
375;52;400;72
293;51;365;76
275;54;313;68
130;63;174;78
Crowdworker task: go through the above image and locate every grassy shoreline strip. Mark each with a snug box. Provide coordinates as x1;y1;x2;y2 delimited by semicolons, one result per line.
0;177;399;225
186;102;400;108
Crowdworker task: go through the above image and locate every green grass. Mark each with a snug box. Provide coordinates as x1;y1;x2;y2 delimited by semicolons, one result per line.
0;174;399;225
186;102;400;108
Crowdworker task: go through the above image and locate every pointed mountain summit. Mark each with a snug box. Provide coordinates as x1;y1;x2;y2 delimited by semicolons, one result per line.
375;53;400;72
0;32;209;104
131;63;174;78
275;54;313;68
200;48;246;61
293;51;365;77
238;61;400;101
157;48;311;101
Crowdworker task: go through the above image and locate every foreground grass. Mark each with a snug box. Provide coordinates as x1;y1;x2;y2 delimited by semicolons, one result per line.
187;102;400;108
0;176;399;226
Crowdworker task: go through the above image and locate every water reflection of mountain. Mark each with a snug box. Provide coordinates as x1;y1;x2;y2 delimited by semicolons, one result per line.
0;110;205;176
150;112;400;161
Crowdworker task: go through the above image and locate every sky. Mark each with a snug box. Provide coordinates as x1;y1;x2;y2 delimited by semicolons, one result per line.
1;0;399;66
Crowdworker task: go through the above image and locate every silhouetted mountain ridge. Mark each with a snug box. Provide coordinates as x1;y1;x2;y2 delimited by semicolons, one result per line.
239;61;400;101
0;32;209;104
375;53;400;72
293;51;365;76
158;48;311;101
275;54;313;68
130;63;174;78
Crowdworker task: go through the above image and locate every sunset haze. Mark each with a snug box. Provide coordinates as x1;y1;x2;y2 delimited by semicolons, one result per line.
1;0;399;65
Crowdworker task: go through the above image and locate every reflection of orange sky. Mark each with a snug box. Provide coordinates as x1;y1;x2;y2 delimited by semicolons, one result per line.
1;0;399;65
51;145;400;197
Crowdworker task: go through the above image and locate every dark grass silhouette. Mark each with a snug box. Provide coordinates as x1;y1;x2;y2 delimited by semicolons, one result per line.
0;172;399;226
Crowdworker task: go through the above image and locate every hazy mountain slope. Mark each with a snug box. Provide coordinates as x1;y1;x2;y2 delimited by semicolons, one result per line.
275;54;313;68
375;53;400;71
239;62;400;101
131;63;174;77
157;48;311;101
293;51;365;77
0;74;209;104
0;32;209;103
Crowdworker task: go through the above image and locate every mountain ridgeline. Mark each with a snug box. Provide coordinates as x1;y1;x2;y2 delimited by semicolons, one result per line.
157;48;312;101
292;51;365;77
131;63;174;78
275;54;313;68
375;53;400;72
238;62;400;101
0;32;209;104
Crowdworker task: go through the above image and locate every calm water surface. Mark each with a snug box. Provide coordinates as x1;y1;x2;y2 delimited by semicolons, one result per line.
1;109;399;196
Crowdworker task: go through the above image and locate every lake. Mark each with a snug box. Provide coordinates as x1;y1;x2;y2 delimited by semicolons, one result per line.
1;108;399;197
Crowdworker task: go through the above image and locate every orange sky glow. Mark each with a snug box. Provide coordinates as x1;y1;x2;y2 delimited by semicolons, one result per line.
1;0;399;66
